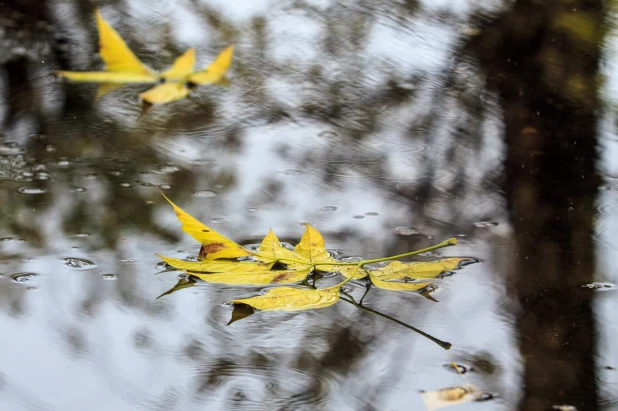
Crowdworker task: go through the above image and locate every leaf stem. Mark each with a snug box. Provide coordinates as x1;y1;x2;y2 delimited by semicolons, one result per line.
358;238;458;265
339;296;452;350
359;283;372;306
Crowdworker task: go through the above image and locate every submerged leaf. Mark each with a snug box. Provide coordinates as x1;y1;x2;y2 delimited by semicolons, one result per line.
228;303;255;325
230;286;340;312
371;258;477;281
421;385;483;410
156;277;196;299
162;193;253;260
188;46;234;85
369;276;434;291
334;265;368;280
419;289;440;302
157;255;273;273
190;268;312;285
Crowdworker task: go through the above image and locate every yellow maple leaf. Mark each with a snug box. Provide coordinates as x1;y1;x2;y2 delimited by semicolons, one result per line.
162;193;253;260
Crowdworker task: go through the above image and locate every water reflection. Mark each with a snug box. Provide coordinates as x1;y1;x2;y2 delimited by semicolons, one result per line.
0;0;615;409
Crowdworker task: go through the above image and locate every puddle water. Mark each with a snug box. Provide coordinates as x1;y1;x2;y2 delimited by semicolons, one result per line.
1;0;617;410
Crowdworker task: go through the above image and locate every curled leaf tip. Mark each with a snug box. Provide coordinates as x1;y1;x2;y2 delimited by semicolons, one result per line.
447;238;458;246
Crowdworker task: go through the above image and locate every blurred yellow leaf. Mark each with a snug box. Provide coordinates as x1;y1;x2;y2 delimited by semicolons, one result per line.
140;82;190;104
188;46;234;85
421;385;482;410
371;258;475;281
162;48;196;80
157;255;273;272
230;286;340;312
56;9;157;96
190;267;312;285
95;9;153;76
56;71;157;84
162;194;253;260
56;11;234;105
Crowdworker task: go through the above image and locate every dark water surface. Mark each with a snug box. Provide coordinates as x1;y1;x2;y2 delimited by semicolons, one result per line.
1;0;617;410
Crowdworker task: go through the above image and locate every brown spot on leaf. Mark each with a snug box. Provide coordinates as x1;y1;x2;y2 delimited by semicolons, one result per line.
271;273;292;283
199;243;225;258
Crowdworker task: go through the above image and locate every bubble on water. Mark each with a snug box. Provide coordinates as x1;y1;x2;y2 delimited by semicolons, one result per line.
57;158;70;167
139;181;154;187
365;212;379;216
11;272;39;283
156;262;169;270
552;406;577;411
17;187;46;194
192;158;216;166
72;187;87;192
45;144;56;152
580;282;616;291
1;237;13;242
36;171;51;180
63;257;96;270
121;258;136;263
85;173;97;179
284;170;302;176
320;206;339;212
248;208;259;213
101;274;117;280
158;184;171;190
72;233;90;238
22;171;33;177
341;286;353;293
474;221;499;227
154;164;179;174
395;227;423;236
319;131;338;138
193;190;216;198
210;217;225;224
353;215;365;219
118;182;133;188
